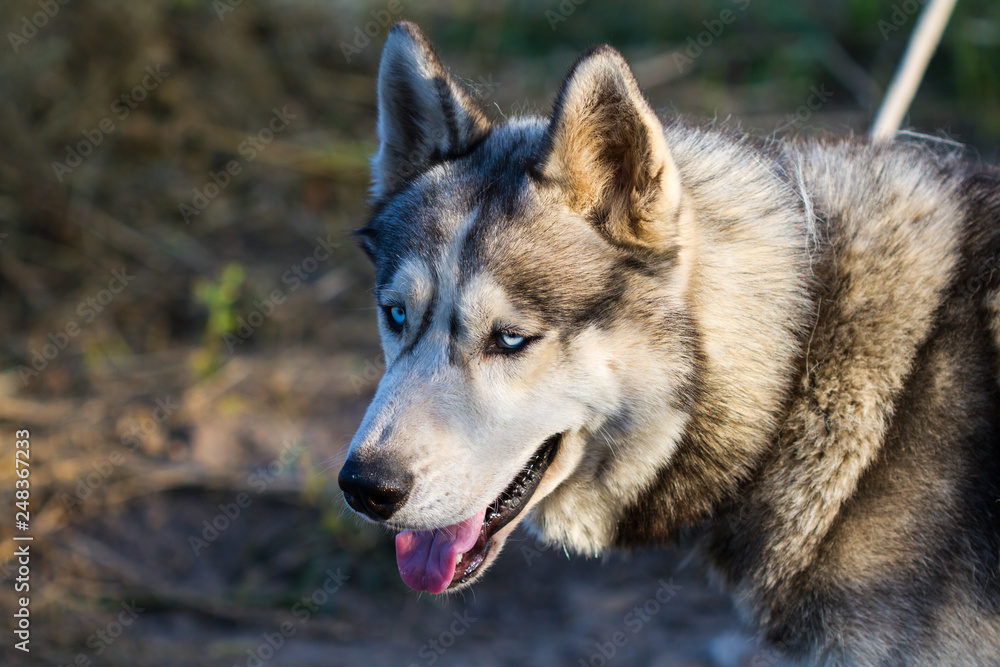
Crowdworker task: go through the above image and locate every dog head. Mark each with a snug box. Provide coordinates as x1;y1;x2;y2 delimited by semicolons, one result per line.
340;22;700;594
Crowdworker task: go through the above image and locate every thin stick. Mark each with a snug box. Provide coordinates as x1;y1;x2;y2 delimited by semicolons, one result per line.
870;0;959;141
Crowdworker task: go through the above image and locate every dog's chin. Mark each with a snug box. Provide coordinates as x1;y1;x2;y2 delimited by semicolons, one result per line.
396;432;564;594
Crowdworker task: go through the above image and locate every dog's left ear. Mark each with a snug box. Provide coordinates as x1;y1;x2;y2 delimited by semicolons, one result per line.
538;46;682;251
372;22;492;199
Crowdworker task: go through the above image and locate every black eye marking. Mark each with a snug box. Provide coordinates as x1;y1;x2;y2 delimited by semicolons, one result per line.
486;328;536;356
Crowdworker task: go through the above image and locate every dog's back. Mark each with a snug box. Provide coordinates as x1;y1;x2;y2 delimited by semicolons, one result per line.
710;138;1000;662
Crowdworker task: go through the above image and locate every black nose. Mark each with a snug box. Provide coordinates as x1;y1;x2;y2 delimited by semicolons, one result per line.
338;458;412;521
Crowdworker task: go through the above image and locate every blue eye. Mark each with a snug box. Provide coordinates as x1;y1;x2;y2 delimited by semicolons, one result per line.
497;332;526;350
389;306;406;326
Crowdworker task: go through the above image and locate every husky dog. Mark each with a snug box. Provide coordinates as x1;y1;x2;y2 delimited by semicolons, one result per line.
339;22;1000;663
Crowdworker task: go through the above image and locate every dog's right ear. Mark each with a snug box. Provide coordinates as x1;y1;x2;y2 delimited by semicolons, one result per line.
371;22;492;199
537;46;682;253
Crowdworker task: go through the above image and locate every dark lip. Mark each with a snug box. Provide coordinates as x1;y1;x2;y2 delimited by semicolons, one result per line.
449;432;562;589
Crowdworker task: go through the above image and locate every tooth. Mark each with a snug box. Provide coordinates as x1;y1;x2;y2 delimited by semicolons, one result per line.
456;553;462;565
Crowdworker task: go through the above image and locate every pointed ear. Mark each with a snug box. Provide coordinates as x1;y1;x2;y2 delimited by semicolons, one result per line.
538;46;682;250
372;22;492;199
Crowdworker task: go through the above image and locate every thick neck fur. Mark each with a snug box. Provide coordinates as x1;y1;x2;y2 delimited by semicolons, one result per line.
610;122;817;548
612;128;970;629
615;131;979;657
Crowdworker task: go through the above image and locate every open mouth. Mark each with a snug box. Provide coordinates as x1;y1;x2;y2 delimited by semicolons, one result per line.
394;432;562;593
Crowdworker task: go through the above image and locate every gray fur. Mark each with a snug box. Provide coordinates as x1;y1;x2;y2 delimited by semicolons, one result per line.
346;22;1000;664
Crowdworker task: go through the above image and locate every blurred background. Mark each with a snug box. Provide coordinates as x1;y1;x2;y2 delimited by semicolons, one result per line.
0;1;998;665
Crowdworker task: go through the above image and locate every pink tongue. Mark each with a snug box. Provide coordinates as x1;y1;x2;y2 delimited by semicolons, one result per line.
395;508;487;594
